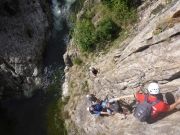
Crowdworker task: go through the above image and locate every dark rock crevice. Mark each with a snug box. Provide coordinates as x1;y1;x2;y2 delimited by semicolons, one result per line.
134;45;150;53
0;0;20;16
165;71;180;82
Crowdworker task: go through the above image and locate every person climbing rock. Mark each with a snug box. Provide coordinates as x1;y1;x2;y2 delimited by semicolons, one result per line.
89;67;99;77
86;94;105;116
86;94;123;116
87;104;114;117
108;82;180;122
134;82;180;122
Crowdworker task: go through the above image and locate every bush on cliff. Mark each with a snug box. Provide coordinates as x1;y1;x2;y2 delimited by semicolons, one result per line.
73;18;120;52
73;19;96;52
101;0;137;25
73;57;83;65
96;18;120;42
71;0;138;53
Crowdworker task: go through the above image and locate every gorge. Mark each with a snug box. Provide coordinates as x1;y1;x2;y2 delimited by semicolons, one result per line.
0;0;180;135
0;0;73;134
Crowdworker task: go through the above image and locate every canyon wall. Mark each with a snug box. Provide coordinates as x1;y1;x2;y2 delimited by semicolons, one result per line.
0;0;52;98
63;0;180;134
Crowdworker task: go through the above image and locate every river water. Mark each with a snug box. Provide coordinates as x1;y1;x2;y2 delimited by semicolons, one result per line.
0;0;74;135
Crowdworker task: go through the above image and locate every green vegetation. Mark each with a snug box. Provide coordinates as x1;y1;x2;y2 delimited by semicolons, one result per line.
73;19;96;52
96;18;119;42
101;0;137;25
47;97;67;135
46;68;67;135
73;57;83;65
72;0;138;53
73;18;120;52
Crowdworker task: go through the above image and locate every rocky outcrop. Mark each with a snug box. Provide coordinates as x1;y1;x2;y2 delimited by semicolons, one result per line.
0;0;52;99
64;0;180;134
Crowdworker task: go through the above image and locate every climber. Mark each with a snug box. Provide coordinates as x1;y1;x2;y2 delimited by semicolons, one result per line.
87;104;115;116
86;94;123;116
89;67;99;77
133;82;180;122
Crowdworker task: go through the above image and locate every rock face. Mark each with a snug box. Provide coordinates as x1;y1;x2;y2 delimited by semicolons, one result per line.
0;0;52;99
64;0;180;134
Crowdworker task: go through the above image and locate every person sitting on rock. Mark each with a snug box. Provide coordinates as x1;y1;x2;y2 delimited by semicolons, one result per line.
133;82;180;122
86;94;123;116
87;94;114;116
87;104;115;117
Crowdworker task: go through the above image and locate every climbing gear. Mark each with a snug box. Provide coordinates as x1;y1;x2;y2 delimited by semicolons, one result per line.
133;95;160;122
148;83;160;94
103;95;124;113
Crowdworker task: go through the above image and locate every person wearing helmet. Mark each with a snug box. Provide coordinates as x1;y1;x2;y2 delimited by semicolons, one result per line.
135;82;180;120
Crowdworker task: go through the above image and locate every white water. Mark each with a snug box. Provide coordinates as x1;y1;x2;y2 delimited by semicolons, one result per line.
43;0;75;89
52;0;75;30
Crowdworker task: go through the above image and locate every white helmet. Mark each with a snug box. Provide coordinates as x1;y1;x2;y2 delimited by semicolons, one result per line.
148;83;160;94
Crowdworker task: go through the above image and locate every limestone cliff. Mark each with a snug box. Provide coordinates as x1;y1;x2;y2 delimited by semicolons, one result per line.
63;0;180;134
0;0;52;98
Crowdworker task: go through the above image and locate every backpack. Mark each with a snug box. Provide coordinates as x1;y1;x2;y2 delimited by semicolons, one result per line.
133;95;160;122
89;104;103;114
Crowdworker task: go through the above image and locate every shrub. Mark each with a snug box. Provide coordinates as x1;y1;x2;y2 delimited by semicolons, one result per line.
73;57;83;65
96;18;120;41
73;19;96;52
101;0;137;24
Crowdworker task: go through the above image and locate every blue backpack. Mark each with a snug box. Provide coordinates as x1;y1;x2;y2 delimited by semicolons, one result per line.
90;104;103;115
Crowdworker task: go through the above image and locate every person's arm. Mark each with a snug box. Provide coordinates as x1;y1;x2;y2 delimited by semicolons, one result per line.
108;95;135;103
168;98;180;112
108;86;144;102
100;111;114;115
